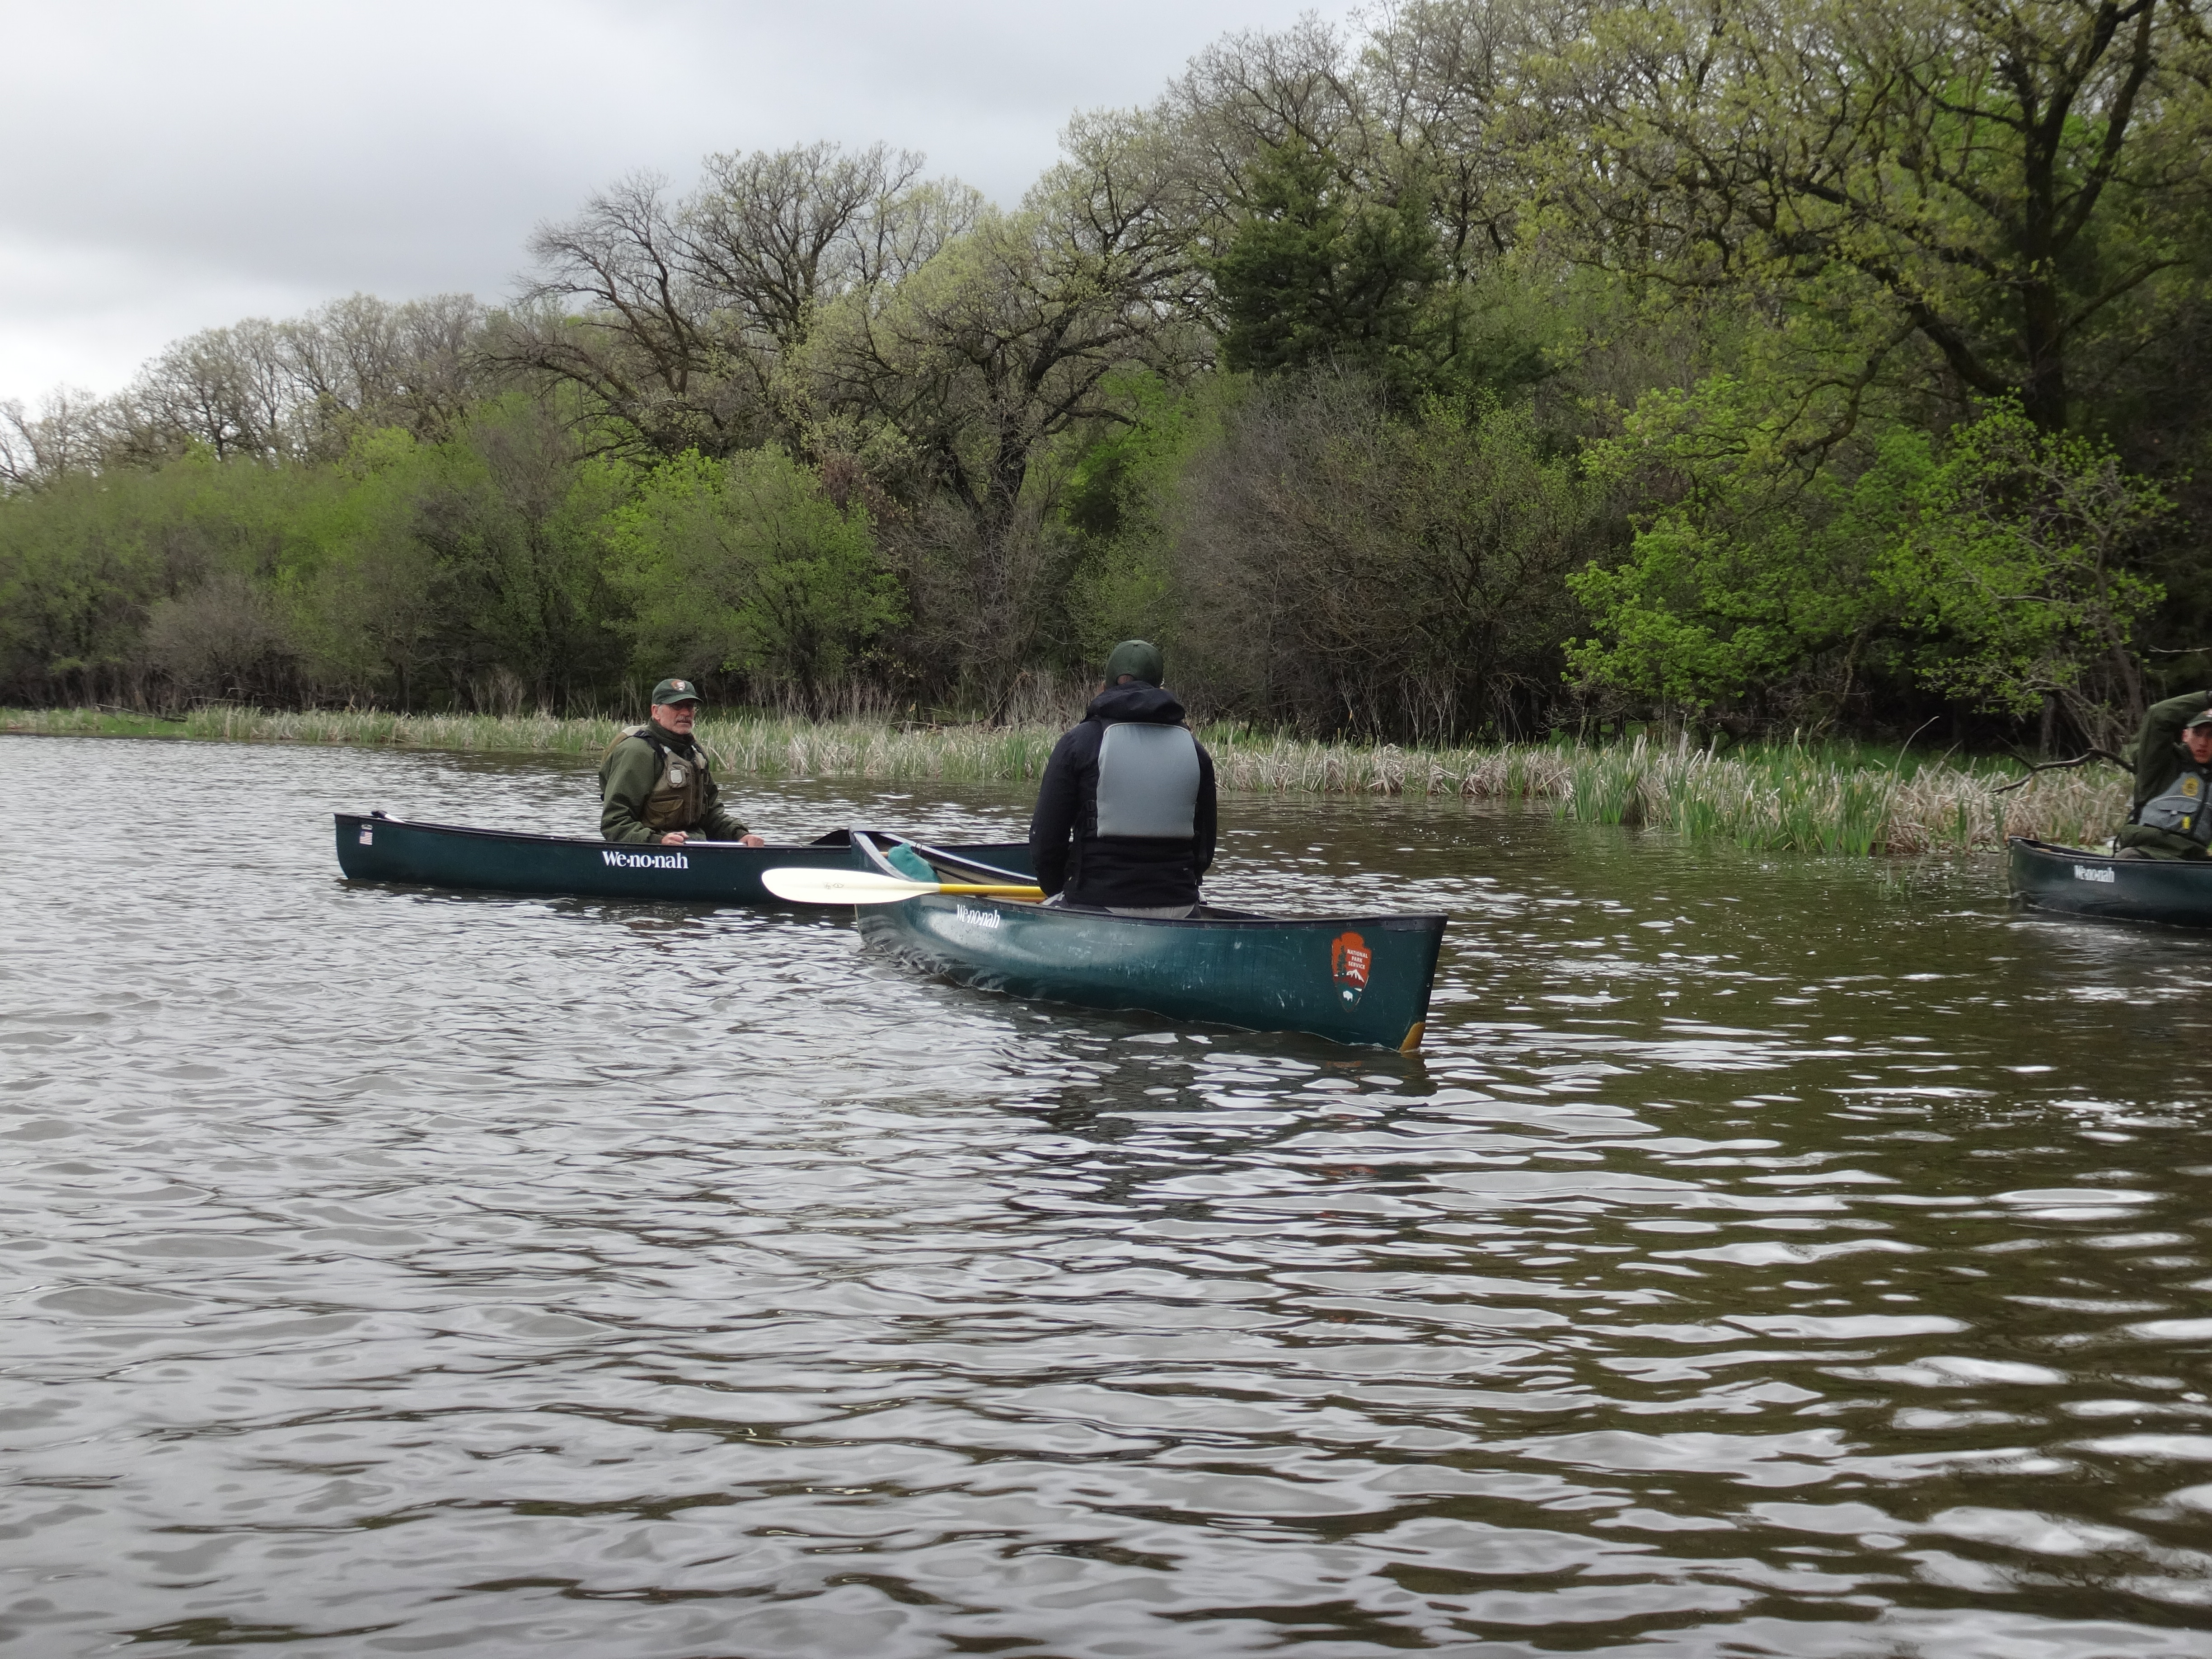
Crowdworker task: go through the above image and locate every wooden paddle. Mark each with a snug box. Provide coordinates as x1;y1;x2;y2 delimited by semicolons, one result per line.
763;867;1044;905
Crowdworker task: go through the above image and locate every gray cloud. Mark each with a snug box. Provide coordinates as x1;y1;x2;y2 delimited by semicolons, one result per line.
0;0;1303;398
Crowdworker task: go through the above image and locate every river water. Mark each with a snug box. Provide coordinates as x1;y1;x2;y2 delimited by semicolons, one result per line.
2;734;2209;1658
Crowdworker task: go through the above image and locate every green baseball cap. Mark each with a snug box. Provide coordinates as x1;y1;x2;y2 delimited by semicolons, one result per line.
1103;640;1164;686
649;676;703;705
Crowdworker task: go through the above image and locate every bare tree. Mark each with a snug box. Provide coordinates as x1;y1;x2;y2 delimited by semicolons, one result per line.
281;292;492;450
116;322;291;461
685;142;979;349
1358;0;1582;280
495;173;757;458
92;295;493;467
0;386;113;489
141;571;303;705
496;143;977;459
1175;370;1606;740
1159;14;1367;223
804;112;1209;703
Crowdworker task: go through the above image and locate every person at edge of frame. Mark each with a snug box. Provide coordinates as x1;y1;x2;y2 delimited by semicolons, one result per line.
2115;690;2212;859
1029;640;1218;918
600;677;765;848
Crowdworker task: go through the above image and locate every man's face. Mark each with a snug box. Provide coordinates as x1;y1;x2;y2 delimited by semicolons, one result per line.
654;701;699;734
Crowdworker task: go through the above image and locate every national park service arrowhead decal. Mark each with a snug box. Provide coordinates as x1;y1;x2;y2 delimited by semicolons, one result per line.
1331;930;1371;1004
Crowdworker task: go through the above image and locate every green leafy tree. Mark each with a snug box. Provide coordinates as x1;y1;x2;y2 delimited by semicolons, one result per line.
1209;139;1446;398
405;401;628;709
607;446;900;712
291;403;628;711
296;429;463;709
0;450;344;706
1884;404;2169;737
1569;384;2169;742
1058;371;1211;670
1537;0;2212;436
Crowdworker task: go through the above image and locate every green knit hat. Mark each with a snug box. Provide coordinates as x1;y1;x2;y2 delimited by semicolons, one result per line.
1103;640;1164;686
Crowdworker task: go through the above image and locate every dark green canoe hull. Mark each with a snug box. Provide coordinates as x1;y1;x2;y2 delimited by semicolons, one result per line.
2009;836;2212;927
335;815;1033;907
857;892;1446;1050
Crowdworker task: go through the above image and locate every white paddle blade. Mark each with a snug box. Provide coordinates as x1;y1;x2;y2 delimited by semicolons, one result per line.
762;867;937;905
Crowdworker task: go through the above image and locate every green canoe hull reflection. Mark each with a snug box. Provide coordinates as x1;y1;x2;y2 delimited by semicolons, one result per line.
335;814;1033;907
852;835;1445;1050
2009;835;2212;927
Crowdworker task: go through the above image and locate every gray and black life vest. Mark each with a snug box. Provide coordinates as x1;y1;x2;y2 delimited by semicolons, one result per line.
2136;758;2212;846
1094;722;1201;839
604;726;709;831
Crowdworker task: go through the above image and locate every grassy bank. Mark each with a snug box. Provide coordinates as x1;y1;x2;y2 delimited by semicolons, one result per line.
4;706;2128;855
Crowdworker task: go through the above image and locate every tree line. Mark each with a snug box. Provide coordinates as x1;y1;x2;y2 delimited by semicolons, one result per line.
5;0;2208;750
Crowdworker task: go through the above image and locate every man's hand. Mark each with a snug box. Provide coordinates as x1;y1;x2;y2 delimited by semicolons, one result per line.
659;831;688;846
740;834;765;847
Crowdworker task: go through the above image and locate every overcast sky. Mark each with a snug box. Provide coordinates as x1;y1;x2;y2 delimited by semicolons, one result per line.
0;0;1316;403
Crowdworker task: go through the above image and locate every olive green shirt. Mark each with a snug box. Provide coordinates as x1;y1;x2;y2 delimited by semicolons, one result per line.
599;722;749;844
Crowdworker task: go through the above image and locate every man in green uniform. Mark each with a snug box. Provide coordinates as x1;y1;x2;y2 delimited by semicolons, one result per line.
600;678;764;847
2117;690;2212;859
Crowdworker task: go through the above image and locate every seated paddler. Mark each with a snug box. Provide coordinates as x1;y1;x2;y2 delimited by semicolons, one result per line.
1030;640;1218;918
2117;691;2212;860
600;677;764;848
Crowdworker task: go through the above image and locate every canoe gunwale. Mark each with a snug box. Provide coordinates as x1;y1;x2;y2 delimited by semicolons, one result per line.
339;812;853;852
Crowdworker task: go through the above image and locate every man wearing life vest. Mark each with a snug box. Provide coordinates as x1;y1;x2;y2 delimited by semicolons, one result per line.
600;678;764;847
2117;691;2212;859
1030;640;1218;916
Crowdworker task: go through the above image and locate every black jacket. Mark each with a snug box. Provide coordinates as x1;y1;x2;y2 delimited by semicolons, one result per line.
1030;683;1218;908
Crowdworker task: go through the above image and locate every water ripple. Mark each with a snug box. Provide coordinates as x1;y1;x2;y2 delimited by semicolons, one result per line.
1;737;2208;1656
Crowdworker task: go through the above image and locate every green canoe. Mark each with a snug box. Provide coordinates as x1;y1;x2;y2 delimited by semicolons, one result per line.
2009;835;2212;927
335;814;1033;906
849;833;1447;1050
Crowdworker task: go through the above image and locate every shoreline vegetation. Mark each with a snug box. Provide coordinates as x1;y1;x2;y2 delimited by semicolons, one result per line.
4;705;2128;857
10;8;2210;789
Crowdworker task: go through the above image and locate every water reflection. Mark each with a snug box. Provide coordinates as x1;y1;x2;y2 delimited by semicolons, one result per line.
0;734;2208;1656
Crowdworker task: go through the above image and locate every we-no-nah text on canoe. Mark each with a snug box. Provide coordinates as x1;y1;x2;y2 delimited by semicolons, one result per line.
602;849;689;870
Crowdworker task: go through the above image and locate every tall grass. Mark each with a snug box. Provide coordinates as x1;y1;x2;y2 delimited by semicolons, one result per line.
3;707;2128;855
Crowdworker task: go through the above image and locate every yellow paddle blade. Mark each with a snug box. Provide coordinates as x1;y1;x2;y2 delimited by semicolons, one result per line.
762;867;1044;905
